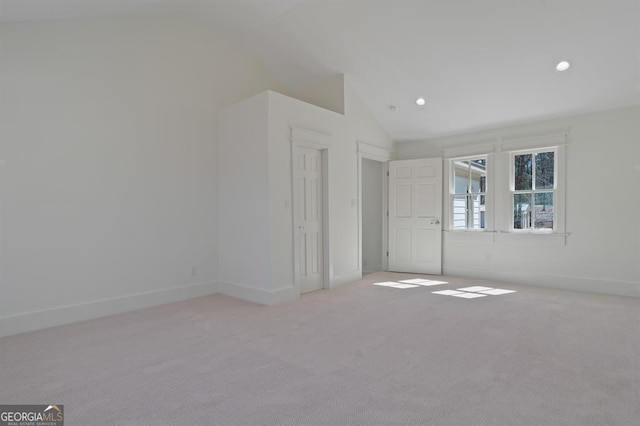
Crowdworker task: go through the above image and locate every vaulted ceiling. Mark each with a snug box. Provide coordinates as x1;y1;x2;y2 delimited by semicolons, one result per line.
2;0;639;140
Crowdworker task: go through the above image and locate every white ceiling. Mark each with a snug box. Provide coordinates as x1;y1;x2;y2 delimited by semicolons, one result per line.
2;0;640;141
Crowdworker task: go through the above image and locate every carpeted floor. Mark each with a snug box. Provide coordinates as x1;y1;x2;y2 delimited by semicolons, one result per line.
1;272;639;425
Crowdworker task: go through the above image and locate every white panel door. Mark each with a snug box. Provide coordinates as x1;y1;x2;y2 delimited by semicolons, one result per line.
295;147;324;293
388;158;443;274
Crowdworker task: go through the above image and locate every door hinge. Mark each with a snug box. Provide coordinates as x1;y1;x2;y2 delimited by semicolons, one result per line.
386;211;389;217
386;251;389;257
387;171;389;177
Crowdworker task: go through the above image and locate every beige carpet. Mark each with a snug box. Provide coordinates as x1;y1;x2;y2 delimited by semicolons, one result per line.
1;272;639;425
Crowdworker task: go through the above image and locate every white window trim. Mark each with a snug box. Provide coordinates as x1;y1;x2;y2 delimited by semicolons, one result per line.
500;131;567;151
441;130;569;245
509;146;558;233
506;144;567;236
445;154;493;232
443;142;497;159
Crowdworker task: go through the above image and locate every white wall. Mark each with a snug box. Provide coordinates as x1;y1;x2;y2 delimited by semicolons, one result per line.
0;15;285;336
396;106;640;297
291;74;345;115
362;159;383;273
217;93;271;297
267;88;392;295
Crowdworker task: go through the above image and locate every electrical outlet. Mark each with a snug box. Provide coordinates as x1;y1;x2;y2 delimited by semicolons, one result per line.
189;265;198;277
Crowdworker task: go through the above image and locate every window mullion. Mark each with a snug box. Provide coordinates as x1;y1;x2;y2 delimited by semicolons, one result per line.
531;154;537;226
468;161;473;228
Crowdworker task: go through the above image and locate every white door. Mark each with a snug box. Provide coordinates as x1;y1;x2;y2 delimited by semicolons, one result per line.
388;158;443;274
294;147;324;293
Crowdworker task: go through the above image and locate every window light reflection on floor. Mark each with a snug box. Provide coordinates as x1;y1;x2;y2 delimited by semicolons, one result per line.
457;286;493;292
478;288;516;295
431;290;465;296
451;292;487;299
399;279;449;286
373;281;420;289
373;280;517;297
432;287;517;299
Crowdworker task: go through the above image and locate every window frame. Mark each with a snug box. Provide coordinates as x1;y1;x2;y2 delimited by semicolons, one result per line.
449;155;489;231
441;132;567;244
508;147;558;233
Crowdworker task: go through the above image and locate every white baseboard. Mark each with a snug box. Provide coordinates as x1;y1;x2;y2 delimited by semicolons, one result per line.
218;271;365;304
0;281;218;338
330;269;362;289
444;266;640;298
217;280;299;305
270;286;300;304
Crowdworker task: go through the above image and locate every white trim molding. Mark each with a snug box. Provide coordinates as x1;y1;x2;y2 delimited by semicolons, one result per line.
444;266;640;298
443;141;497;158
357;141;393;161
0;281;217;338
330;269;362;289
217;281;299;305
500;131;569;152
290;126;332;149
439;131;570;157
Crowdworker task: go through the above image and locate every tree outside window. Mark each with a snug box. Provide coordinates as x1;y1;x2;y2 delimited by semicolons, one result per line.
512;150;555;231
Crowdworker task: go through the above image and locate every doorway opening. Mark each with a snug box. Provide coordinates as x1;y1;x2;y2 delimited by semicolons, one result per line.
361;158;385;275
357;142;392;277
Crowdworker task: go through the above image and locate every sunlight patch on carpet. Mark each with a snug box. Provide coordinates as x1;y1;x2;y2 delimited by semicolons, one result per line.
478;288;517;295
457;286;493;292
431;290;465;296
399;279;449;286
373;281;400;287
433;286;517;299
389;283;421;289
373;281;420;289
451;292;488;299
374;280;517;296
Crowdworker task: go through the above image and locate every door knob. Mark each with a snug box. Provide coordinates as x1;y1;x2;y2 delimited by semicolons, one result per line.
432;219;440;225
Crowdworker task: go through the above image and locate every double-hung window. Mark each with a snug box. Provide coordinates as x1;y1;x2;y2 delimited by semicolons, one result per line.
510;148;556;231
451;157;487;230
444;132;566;239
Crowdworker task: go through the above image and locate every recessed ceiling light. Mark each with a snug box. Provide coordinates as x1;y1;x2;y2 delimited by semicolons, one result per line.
415;97;426;106
555;60;571;72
